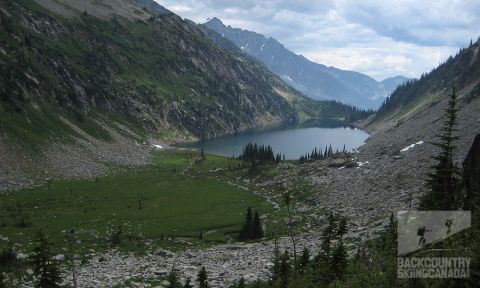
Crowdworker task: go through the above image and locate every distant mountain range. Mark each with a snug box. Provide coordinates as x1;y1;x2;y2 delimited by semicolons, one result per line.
203;18;411;109
379;76;412;94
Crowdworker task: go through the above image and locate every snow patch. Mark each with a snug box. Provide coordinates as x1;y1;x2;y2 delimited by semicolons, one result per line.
153;144;164;149
400;141;424;152
283;75;293;82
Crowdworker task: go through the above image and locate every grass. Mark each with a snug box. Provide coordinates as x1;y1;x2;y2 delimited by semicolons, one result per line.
0;104;80;151
377;92;439;124
0;149;273;258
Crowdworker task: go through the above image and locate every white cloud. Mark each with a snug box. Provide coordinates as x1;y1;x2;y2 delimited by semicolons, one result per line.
155;0;479;81
300;40;458;80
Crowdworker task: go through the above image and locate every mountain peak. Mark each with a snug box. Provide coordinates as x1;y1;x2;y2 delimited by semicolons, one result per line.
202;20;391;109
381;75;411;82
134;0;170;14
206;17;226;28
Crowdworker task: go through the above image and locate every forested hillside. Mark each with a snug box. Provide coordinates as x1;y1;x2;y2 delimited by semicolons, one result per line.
375;40;480;119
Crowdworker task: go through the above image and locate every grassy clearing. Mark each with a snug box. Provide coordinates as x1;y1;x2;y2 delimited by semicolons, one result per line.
0;149;273;258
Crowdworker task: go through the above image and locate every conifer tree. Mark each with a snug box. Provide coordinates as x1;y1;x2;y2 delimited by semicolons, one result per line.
337;217;347;240
283;191;297;267
167;268;182;288
421;87;461;210
239;207;253;240
183;277;193;288
279;251;290;288
271;243;281;282
30;232;62;288
315;213;336;285
197;266;209;288
237;277;246;288
253;211;264;239
331;240;347;280
298;248;310;275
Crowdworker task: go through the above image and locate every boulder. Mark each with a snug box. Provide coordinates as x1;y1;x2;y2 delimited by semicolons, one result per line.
328;158;349;167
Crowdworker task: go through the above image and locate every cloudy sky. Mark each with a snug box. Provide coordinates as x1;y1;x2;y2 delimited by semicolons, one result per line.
155;0;479;81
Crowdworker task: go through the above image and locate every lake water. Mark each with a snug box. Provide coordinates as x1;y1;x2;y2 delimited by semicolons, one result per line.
181;125;369;160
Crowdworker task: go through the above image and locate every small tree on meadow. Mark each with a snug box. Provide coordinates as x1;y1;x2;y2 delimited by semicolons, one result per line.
30;232;62;288
253;211;264;239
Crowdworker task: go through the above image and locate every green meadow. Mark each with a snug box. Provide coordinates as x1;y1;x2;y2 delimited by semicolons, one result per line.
0;148;273;256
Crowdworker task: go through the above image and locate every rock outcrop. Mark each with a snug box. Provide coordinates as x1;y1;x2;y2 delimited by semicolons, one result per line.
463;134;480;210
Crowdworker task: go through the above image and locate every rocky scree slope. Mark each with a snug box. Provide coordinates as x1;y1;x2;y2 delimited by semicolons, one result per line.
352;40;480;216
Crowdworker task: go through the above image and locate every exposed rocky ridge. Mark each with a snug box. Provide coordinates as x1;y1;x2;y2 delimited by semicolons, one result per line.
203;18;410;109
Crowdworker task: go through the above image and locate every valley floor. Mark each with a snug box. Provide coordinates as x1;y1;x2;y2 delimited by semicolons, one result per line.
1;91;479;287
